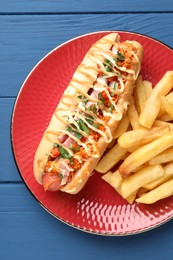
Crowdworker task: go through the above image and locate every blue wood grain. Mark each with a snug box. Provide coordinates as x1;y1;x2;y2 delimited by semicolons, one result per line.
1;14;173;97
0;98;22;182
1;1;173;258
0;185;173;260
1;0;173;13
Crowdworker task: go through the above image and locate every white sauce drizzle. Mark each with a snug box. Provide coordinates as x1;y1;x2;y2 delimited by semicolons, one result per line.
45;39;140;174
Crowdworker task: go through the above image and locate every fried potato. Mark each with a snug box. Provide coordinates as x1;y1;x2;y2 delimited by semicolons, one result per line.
143;80;153;99
139;71;173;128
144;162;173;190
126;193;137;204
118;125;169;149
107;139;116;150
107;113;129;150
119;131;173;178
102;171;114;186
134;75;146;113
102;170;136;204
160;95;173;119
159;91;173;116
95;143;127;174
136;179;173;204
149;146;173;165
153;120;173;130
113;113;130;139
127;96;141;130
120;165;164;199
137;187;149;198
98;72;173;204
102;170;123;192
126;144;143;153
158;113;173;122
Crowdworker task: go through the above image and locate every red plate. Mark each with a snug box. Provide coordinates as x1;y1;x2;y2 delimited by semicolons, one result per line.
11;31;173;235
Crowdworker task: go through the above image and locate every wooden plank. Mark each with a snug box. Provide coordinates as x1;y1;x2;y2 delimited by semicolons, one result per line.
0;184;77;260
1;184;173;260
1;0;173;13
0;98;22;182
1;13;173;97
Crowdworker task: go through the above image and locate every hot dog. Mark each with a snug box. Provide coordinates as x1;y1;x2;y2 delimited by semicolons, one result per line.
33;33;143;194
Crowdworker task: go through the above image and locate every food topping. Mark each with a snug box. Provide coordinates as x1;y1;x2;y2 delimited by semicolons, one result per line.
43;39;140;189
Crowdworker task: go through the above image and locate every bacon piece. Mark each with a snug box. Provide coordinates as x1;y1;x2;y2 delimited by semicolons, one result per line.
63;137;74;149
85;89;99;108
58;133;68;143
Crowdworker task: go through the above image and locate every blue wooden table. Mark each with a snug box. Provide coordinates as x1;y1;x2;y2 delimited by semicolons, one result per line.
1;1;173;259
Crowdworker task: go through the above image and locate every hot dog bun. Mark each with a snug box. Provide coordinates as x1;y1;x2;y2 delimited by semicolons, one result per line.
33;33;143;194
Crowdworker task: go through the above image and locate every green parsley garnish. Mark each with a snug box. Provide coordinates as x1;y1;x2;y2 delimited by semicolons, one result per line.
74;131;83;140
91;104;97;113
110;82;118;96
58;145;71;160
113;52;125;64
113;82;117;90
52;143;74;164
98;93;105;104
111;91;115;97
117;51;125;61
59;173;63;180
104;65;112;72
66;125;82;140
77;119;90;135
66;126;72;133
70;143;80;152
77;95;88;104
110;104;114;113
103;59;113;72
76;145;80;152
93;123;100;129
85;118;93;125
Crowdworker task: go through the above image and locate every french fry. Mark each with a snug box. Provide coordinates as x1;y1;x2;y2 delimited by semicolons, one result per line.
153;120;173;130
107;113;130;150
144;162;173;190
159;91;173;116
126;193;137;204
110;170;123;189
127;96;141;130
102;171;122;198
160;95;173;119
134;75;146;113
107;139;116;150
119;131;173;178
149;146;173;165
113;113;130;139
118;125;169;149
102;170;136;204
98;72;173;204
137;187;149;198
143;80;153;99
126;144;143;153
136;179;173;204
102;171;114;186
158;113;173;122
120;165;165;199
95;143;127;174
139;71;173;128
102;170;123;192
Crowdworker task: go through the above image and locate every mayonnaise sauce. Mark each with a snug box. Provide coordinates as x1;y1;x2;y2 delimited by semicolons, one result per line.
45;39;140;168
